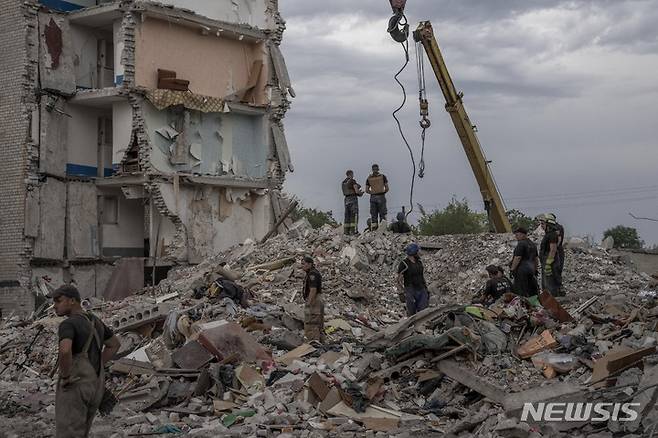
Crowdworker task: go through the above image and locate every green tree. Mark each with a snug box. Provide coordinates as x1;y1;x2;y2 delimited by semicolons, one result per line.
417;197;488;236
290;204;338;229
507;209;539;232
603;225;644;249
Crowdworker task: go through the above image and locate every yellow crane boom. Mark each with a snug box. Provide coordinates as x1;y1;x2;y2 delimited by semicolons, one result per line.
413;21;512;233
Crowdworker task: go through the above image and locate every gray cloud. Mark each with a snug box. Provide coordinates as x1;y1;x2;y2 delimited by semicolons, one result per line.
279;0;658;245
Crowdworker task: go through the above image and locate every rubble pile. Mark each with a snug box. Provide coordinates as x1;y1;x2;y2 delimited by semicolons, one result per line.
1;221;658;437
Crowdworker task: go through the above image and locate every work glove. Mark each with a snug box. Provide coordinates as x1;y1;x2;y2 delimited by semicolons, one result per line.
545;257;554;276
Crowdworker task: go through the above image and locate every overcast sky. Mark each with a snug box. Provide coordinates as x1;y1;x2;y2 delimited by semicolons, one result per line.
279;0;658;245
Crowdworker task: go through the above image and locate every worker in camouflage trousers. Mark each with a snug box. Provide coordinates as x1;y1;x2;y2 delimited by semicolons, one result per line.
301;256;324;342
539;216;563;297
51;285;120;437
545;213;566;279
365;164;389;230
341;169;363;235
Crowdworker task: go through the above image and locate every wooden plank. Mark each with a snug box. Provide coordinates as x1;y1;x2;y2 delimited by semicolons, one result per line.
436;360;506;405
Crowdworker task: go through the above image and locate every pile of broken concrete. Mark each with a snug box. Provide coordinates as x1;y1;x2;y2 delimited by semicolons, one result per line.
1;221;658;437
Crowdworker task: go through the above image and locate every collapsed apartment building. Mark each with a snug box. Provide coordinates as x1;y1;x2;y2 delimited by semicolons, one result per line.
0;0;294;315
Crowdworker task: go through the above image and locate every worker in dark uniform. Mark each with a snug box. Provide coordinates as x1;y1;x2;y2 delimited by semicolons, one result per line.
397;243;429;316
341;170;363;235
546;213;566;279
473;265;512;305
510;227;539;297
389;211;412;234
540;216;563;296
365;164;389;230
301;256;324;342
51;285;120;438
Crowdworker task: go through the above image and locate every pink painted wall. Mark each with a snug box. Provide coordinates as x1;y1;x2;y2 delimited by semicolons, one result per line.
135;17;267;103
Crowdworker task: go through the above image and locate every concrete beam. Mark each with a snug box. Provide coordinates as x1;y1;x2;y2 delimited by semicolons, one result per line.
96;174;148;187
67;3;123;28
133;2;267;42
69;88;126;108
227;102;267;116
185;175;270;189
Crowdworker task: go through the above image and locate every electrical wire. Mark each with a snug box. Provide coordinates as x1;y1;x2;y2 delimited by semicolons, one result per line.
391;14;417;220
510;194;658;210
506;184;658;202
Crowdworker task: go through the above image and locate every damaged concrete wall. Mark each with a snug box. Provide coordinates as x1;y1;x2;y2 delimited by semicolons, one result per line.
38;103;68;177
112;100;133;167
70;23;114;89
149;207;178;261
134;17;267;103
155;0;268;29
32;178;66;261
143;102;268;178
38;12;75;94
67;182;99;259
157;183;271;263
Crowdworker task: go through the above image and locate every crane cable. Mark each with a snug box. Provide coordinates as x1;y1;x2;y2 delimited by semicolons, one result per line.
391;14;417;220
415;38;430;179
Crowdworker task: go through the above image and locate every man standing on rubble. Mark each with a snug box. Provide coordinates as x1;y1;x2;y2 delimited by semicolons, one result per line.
540;215;563;297
341;169;363;235
546;213;566;280
397;243;429;316
51;285;120;437
301;256;324;342
365;164;389;230
510;227;540;297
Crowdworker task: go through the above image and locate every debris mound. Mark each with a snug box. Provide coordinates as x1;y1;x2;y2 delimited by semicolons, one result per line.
1;221;657;437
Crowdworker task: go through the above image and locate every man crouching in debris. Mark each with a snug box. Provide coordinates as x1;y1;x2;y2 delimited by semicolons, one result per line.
473;265;512;306
51;285;120;437
397;243;429;316
301;256;324;342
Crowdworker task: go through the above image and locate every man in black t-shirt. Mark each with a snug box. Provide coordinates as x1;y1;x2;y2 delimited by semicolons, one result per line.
51;285;120;437
301;256;324;342
397;243;429;316
474;265;512;305
510;227;540;297
389;212;412;234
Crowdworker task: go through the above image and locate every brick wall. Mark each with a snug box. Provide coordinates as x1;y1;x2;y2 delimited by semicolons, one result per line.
0;0;35;314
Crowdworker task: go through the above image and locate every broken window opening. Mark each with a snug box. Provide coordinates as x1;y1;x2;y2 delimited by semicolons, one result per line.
102;196;119;224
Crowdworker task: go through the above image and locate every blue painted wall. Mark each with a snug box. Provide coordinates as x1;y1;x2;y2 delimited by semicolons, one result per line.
39;0;85;12
67;163;113;178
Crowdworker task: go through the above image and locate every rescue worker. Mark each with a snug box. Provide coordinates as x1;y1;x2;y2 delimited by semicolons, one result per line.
301;256;324;342
397;243;429;316
474;265;512;305
341;170;363;235
540;215;563;296
389;211;412;234
510;227;540;297
365;164;389;229
547;213;566;279
51;285;120;438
